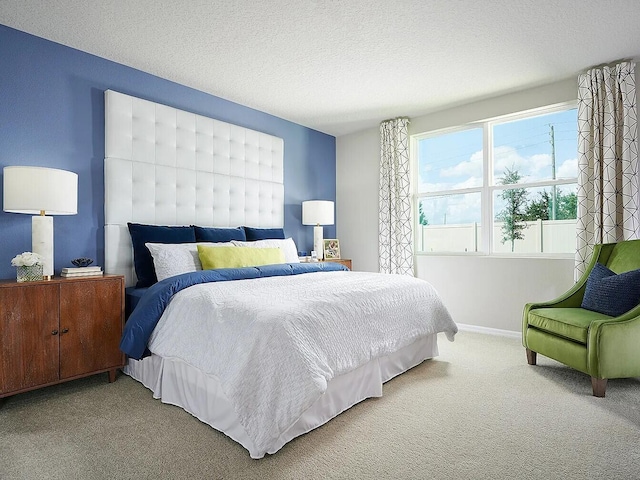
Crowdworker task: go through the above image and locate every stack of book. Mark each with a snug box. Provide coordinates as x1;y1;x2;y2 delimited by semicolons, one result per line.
61;266;103;278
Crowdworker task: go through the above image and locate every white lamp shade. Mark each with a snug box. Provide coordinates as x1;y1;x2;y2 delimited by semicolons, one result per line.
302;200;334;226
3;166;78;215
4;166;78;278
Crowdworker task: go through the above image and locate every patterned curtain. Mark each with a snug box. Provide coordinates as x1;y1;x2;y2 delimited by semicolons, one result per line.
575;61;639;278
379;117;413;275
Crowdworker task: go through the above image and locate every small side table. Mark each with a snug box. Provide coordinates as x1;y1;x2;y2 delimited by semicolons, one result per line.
321;258;352;270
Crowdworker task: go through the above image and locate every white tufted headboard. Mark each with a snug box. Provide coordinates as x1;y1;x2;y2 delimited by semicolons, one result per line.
104;90;285;286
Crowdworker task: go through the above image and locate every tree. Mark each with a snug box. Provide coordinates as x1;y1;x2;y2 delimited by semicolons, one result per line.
497;167;528;252
524;190;551;221
523;189;577;221
418;202;429;226
556;191;577;220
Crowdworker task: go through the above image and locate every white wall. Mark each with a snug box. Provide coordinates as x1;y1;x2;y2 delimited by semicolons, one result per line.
336;77;581;334
336;127;381;273
415;255;574;332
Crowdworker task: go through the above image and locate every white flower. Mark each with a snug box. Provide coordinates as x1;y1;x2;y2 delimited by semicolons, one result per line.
11;251;43;267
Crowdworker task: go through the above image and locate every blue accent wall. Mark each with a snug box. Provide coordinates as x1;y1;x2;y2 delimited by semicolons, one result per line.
0;25;335;280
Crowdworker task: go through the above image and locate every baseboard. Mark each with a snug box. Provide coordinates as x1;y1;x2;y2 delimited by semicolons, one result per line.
456;323;521;339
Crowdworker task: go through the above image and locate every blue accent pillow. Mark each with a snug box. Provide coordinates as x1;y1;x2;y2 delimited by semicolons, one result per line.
127;223;196;288
243;226;286;241
581;262;640;317
193;226;246;243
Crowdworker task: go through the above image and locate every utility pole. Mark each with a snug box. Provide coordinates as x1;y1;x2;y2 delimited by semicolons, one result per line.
550;125;556;220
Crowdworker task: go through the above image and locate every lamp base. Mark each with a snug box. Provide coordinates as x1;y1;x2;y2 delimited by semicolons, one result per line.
32;215;54;278
313;225;324;260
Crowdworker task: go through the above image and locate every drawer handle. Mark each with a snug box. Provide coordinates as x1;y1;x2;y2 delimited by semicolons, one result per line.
61;328;69;335
51;329;58;336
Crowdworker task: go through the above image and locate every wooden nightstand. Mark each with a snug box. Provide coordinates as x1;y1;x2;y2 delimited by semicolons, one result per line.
0;274;125;399
321;258;352;270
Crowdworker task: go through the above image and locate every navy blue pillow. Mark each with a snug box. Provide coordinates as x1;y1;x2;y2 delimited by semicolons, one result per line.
193;226;246;243
581;262;640;317
243;226;286;241
127;223;196;288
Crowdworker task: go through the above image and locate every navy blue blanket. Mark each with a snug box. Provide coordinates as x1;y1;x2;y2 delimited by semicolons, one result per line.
120;262;348;359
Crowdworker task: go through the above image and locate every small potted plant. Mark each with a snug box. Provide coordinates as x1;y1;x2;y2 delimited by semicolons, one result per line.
11;252;44;282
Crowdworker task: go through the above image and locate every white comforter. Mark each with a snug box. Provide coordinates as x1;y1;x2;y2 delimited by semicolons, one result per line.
148;270;457;457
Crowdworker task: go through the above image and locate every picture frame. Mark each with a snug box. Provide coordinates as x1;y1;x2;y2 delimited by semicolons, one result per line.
323;239;340;260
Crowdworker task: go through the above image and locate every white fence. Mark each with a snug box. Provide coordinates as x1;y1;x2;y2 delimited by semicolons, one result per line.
417;219;577;254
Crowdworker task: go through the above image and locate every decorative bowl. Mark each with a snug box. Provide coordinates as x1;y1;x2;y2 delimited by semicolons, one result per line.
71;257;94;267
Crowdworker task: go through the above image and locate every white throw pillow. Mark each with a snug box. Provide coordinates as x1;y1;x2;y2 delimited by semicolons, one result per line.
231;238;300;264
146;242;233;281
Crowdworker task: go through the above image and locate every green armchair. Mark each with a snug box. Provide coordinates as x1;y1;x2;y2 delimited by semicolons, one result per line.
522;239;640;397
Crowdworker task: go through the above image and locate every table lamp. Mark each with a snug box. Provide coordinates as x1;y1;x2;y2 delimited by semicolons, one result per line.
302;200;334;260
3;166;78;279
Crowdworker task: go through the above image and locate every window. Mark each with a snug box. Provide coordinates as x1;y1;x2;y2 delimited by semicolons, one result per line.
413;104;578;255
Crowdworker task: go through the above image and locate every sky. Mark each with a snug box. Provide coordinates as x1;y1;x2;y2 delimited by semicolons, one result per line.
417;108;578;225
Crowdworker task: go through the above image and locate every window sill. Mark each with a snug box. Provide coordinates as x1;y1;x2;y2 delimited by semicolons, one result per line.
414;251;575;260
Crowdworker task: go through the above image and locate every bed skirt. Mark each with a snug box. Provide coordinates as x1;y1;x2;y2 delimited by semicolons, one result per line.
123;334;439;458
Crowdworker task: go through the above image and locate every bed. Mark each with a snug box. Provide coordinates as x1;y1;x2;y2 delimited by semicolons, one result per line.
104;90;458;459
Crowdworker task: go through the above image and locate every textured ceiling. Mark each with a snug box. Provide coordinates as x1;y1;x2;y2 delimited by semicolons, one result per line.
2;1;640;137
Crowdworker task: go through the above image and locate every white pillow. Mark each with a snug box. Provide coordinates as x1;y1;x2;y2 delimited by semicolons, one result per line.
145;242;233;281
231;238;300;264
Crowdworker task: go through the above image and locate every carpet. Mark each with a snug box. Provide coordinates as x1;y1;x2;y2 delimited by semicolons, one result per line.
1;331;639;479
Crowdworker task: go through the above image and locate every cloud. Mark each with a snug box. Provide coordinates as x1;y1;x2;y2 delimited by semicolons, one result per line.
492;146;568;183
433;146;558;184
419;192;481;225
452;177;483;190
529;153;552;174
557;158;578;179
446;194;481;224
494;146;547;175
493;145;525;173
418;180;449;192
440;150;483;178
419;176;482;193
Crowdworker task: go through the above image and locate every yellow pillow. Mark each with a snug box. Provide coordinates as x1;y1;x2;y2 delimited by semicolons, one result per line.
197;245;285;270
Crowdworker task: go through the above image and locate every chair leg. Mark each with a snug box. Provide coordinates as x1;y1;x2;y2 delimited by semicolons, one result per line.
526;348;537;365
591;377;607;398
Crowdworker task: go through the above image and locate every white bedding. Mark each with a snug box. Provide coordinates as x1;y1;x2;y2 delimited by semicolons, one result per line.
147;270;457;458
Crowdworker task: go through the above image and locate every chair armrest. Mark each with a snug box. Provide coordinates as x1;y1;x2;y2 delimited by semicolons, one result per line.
533;244;608;309
522;286;588;348
527;283;586;310
522;244;606;348
587;305;640;379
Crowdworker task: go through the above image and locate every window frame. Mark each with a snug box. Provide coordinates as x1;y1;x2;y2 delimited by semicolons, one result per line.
411;101;578;259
